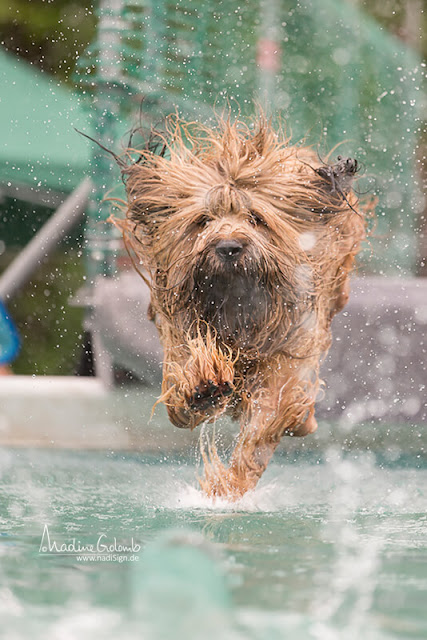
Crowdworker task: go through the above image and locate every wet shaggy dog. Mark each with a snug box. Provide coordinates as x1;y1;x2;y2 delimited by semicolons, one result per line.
112;115;369;499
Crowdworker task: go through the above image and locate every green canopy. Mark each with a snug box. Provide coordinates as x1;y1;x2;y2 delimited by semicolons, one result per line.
0;48;90;196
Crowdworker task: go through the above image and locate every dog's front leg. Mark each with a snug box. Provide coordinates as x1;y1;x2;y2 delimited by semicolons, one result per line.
160;336;235;430
200;371;318;498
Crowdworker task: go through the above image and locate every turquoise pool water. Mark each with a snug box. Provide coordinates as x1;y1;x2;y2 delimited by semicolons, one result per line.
0;446;426;639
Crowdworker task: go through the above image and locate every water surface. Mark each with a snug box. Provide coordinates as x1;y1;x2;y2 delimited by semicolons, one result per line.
0;446;426;639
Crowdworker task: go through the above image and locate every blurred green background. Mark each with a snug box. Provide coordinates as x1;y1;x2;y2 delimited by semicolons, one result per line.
1;1;425;83
0;0;425;374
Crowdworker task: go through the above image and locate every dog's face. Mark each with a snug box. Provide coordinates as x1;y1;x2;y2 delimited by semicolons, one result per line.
184;200;283;343
121;118;365;351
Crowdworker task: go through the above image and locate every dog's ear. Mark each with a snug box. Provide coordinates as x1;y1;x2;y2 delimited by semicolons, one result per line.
306;156;363;221
316;156;358;197
122;161;173;229
126;194;169;228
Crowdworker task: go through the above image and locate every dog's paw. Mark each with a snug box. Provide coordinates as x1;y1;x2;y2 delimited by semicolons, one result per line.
189;379;233;412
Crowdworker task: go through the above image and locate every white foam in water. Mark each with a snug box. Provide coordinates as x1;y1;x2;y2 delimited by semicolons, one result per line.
164;477;296;512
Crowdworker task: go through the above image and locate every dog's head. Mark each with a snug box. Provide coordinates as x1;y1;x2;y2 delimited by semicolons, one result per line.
116;116;367;351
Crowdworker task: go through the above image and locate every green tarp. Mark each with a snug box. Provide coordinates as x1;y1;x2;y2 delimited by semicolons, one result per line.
0;48;90;195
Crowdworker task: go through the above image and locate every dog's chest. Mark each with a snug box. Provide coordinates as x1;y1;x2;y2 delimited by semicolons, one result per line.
198;275;269;346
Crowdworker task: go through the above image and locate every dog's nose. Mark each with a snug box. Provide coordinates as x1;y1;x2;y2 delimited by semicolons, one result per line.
215;239;244;261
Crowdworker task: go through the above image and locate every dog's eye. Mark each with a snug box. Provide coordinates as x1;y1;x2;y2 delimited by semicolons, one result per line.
249;212;267;227
197;215;211;228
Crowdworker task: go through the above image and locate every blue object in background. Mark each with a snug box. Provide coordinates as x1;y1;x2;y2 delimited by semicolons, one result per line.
0;300;20;365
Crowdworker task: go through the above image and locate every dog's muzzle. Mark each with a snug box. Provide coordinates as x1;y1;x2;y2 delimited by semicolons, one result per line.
215;239;244;262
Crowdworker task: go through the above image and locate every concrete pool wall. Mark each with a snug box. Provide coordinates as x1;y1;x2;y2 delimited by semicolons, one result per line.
0;374;424;458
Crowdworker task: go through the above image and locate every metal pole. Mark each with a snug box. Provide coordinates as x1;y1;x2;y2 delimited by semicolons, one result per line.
0;178;91;301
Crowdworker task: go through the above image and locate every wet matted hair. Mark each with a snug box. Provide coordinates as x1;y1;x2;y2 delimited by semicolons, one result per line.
111;114;373;499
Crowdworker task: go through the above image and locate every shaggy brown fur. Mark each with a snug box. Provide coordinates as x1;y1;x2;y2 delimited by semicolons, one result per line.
111;115;370;500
